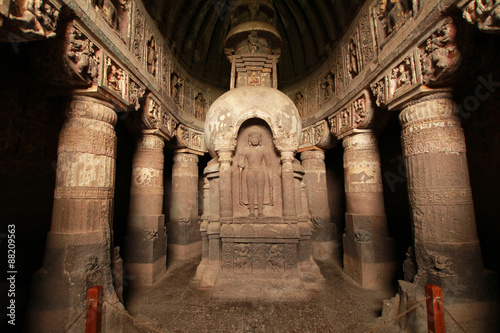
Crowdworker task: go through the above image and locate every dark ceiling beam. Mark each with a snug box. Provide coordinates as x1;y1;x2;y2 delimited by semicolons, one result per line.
314;0;340;41
296;0;328;61
332;0;347;29
282;0;317;70
275;12;294;82
182;1;216;68
172;0;204;58
274;0;306;75
161;1;186;43
207;2;233;84
191;6;221;76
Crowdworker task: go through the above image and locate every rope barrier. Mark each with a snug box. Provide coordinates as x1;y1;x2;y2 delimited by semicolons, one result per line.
363;297;428;333
62;300;92;333
103;298;166;333
437;299;468;333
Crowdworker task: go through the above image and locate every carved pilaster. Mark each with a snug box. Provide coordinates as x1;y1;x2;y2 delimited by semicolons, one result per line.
280;151;296;219
218;150;233;219
126;132;166;285
399;92;484;296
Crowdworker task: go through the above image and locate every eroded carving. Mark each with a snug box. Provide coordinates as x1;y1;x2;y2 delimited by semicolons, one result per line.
146;35;157;77
293;91;304;117
132;9;144;61
129;79;146;111
320;72;335;103
171;72;184;105
463;0;500;33
66;24;100;85
92;0;118;29
347;37;359;79
105;57;125;98
194;92;207;120
7;0;59;39
375;0;412;41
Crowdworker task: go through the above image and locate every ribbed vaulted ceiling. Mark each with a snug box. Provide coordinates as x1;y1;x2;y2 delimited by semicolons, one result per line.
143;0;364;88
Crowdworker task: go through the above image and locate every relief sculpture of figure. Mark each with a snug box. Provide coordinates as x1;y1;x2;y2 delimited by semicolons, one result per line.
239;132;272;218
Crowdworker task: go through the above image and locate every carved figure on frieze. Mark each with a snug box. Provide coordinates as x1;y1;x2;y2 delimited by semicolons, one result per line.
463;0;500;33
420;21;457;85
129;80;146;111
353;96;368;126
194;92;206;119
301;128;312;147
180;126;189;145
266;244;284;272
341;107;351;130
329;115;339;137
191;133;203;150
171;73;184;105
234;243;252;271
370;79;386;107
293;92;304;117
313;123;324;144
238;132;272;218
376;0;412;38
147;35;157;76
347;38;359;79
67;25;92;80
389;58;412;97
320;72;335;102
106;58;124;97
146;98;160;128
118;0;130;12
8;0;59;39
93;0;118;29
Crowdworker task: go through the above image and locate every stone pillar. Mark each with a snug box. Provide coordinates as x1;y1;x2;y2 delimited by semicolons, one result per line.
399;93;484;296
169;151;201;260
218;150;233;219
26;96;121;333
125;132;166;285
342;131;396;288
301;150;339;261
281;151;297;219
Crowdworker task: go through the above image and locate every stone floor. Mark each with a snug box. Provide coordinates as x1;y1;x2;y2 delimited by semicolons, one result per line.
122;258;498;333
123;258;396;333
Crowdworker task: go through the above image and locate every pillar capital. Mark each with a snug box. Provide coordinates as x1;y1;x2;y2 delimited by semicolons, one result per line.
67;95;118;126
300;150;325;162
136;131;165;150
217;150;234;163
280;151;295;163
173;150;199;164
342;130;378;151
399;92;457;126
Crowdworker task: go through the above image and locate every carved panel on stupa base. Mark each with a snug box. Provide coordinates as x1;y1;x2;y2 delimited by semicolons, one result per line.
232;120;282;218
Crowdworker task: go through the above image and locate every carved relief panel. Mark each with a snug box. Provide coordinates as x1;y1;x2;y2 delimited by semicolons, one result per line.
194;91;207;120
131;8;145;61
320;71;335;104
143;94;178;140
170;71;184;107
299;120;331;150
373;0;414;47
146;34;158;77
328;90;373;139
292;91;305;117
346;32;361;81
103;56;127;99
176;125;206;152
66;24;101;85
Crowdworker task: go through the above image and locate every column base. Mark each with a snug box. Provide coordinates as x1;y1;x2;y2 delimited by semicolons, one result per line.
343;213;398;289
25;231;120;333
168;241;202;262
125;255;167;285
312;240;342;263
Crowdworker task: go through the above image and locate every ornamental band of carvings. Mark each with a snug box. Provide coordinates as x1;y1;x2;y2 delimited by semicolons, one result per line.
222;242;297;272
328;90;373;138
176;124;206;152
1;0;59;41
142;94;178;140
299;120;331;149
66;24;100;85
462;0;500;33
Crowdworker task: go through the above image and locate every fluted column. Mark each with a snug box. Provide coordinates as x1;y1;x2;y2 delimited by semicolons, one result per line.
27;95;121;333
301;150;339;261
169;151;201;260
342;131;396;288
281;151;297;220
399;93;484;295
125;132;166;285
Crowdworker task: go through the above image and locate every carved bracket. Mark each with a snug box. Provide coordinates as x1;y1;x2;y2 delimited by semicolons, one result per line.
299;120;334;150
176;124;206;153
461;0;500;33
141;94;178;140
370;18;458;110
0;0;60;42
328;89;373;139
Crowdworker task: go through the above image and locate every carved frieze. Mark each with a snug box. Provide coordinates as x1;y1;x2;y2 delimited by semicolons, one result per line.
104;56;126;99
388;55;416;99
146;34;157;77
359;10;376;65
66;24;100;85
142;94;178;140
2;0;59;41
131;8;144;61
176;124;206;152
328;90;373;139
171;71;184;107
462;0;500;33
320;71;335;104
128;78;146;111
92;0;118;29
194;92;207;120
419;19;458;85
292;91;304;117
373;0;413;46
299;120;331;149
346;33;361;80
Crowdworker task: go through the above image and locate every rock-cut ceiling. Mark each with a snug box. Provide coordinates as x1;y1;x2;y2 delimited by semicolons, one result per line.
143;0;365;88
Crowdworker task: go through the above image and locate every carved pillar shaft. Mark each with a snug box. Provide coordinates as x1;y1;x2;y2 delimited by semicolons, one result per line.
301;150;339;260
169;151;200;260
126;132;166;285
399;93;483;292
281;151;297;219
27;96;120;332
218;150;233;219
342;131;396;288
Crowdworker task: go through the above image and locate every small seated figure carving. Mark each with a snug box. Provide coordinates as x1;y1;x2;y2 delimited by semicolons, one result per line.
239;132;271;218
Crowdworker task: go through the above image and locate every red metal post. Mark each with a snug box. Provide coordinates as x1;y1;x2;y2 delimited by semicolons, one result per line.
86;285;103;333
425;284;445;333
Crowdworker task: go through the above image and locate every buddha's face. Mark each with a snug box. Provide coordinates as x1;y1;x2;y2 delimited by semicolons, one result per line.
249;134;261;146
